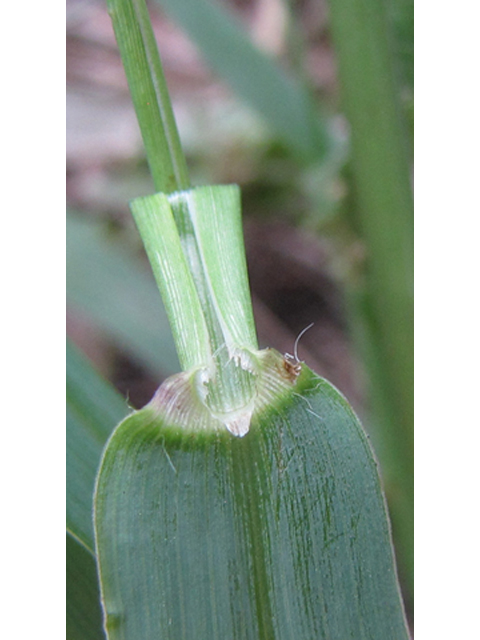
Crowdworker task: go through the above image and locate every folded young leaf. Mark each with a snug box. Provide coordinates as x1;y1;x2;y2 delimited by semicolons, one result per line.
94;350;409;639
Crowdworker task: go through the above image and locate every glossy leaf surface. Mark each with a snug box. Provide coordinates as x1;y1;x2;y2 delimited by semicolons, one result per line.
95;358;408;639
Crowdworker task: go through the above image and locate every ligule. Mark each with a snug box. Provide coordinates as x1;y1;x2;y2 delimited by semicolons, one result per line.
132;349;300;437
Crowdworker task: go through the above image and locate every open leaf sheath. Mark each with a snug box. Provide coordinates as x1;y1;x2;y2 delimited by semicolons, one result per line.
94;353;409;639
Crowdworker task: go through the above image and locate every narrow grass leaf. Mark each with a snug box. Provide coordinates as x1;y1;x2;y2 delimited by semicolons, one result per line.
67;340;128;551
325;0;414;592
67;211;180;375
155;0;330;161
67;532;105;640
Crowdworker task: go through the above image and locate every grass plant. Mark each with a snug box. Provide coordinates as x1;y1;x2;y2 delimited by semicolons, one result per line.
67;0;413;637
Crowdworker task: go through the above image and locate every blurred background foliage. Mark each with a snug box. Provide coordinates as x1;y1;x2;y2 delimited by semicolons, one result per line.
67;0;413;620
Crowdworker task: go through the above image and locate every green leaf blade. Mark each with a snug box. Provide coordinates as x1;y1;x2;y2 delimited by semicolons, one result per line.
67;532;105;640
325;0;414;591
155;0;330;161
67;341;128;552
94;356;408;639
67;211;180;376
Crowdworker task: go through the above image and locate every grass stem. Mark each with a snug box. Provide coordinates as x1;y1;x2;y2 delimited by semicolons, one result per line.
107;0;190;193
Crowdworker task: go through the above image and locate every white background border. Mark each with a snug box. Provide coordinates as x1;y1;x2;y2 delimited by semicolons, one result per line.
415;1;479;637
2;3;65;637
3;1;479;637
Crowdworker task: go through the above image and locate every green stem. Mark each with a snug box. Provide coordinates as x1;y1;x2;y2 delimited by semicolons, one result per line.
108;0;259;435
107;0;190;193
325;0;413;596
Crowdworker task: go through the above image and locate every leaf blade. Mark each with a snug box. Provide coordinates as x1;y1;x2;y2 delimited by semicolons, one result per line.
155;0;330;161
66;531;105;640
67;340;128;551
94;359;409;639
66;211;180;375
325;0;414;591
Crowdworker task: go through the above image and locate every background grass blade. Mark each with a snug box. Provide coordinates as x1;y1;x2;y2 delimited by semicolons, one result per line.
155;0;331;161
67;211;180;376
95;362;409;639
67;340;128;551
66;532;105;640
325;0;414;593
